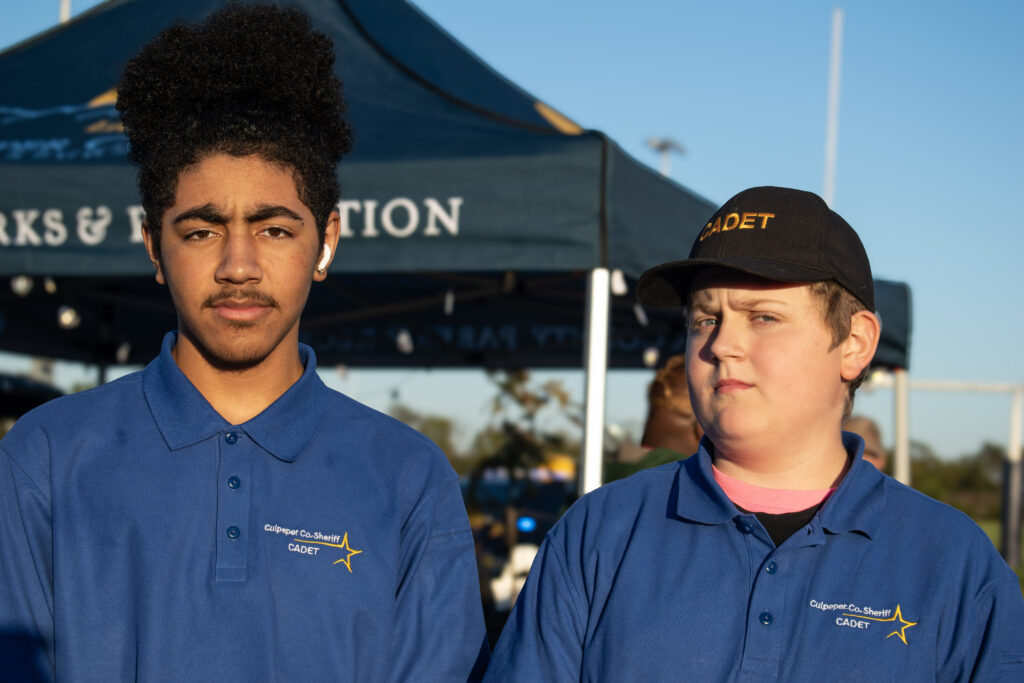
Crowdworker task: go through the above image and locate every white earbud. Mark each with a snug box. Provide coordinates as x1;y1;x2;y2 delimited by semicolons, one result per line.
316;244;332;273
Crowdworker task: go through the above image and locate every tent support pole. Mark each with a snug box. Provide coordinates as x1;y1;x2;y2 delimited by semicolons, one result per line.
1001;388;1022;567
580;268;609;496
893;369;911;484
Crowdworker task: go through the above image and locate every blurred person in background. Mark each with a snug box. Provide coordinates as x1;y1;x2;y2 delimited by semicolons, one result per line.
606;354;704;483
641;353;704;454
844;414;887;471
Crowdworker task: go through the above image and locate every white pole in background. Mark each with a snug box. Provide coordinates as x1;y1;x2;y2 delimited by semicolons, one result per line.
823;7;843;207
868;374;1024;564
60;0;71;23
646;137;685;180
823;8;918;483
892;369;911;484
580;268;610;496
1004;388;1022;566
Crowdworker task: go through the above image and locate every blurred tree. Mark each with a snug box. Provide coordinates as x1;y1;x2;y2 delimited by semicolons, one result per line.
463;370;579;548
469;369;581;480
388;402;477;474
911;441;1003;520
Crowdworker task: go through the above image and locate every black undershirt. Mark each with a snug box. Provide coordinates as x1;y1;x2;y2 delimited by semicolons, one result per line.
739;502;825;546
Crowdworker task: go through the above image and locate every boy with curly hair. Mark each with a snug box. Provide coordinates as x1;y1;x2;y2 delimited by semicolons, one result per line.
0;5;487;681
485;186;1024;680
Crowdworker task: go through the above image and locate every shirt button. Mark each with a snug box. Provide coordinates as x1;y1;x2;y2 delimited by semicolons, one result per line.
225;432;239;445
759;611;774;626
739;522;754;534
227;476;241;490
765;561;778;574
226;526;240;539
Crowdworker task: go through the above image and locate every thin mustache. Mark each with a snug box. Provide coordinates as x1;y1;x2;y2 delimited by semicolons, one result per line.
202;288;278;309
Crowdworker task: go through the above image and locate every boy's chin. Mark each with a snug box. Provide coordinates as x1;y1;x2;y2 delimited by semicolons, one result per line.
704;412;767;442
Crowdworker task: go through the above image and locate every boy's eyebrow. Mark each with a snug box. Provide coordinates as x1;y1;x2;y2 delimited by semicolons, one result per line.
687;297;715;313
172;203;226;225
171;203;304;226
246;204;304;224
686;292;791;311
729;295;790;308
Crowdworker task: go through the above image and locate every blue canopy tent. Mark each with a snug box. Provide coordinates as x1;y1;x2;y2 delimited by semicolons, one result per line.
0;0;911;488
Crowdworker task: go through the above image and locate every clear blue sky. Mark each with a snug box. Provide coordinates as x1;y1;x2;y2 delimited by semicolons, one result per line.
2;0;1022;459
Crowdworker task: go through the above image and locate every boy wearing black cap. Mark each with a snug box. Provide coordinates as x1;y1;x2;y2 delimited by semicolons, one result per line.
484;187;1024;681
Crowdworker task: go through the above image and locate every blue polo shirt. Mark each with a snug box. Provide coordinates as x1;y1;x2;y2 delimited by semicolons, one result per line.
485;435;1024;681
0;333;487;681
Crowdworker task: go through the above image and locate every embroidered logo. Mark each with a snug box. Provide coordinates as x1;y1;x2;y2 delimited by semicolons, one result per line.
294;532;363;572
264;523;363;573
841;604;917;644
697;211;776;241
809;600;918;645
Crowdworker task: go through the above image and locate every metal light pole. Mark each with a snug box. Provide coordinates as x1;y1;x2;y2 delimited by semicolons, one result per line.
823;7;844;207
646;137;685;178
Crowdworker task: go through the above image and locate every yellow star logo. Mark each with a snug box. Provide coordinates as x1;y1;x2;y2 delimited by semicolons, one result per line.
843;604;918;645
292;532;363;573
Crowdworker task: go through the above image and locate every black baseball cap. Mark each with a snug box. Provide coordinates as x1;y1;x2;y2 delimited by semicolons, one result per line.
636;186;874;310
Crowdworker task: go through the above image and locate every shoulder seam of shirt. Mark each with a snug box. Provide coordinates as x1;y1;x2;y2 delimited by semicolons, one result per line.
1;443;50;501
545;528;589;630
403;474;465;535
959;574;1024;675
973;572;1021;607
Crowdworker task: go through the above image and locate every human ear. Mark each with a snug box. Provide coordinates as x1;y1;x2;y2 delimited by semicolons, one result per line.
313;212;341;282
141;221;165;285
840;310;881;381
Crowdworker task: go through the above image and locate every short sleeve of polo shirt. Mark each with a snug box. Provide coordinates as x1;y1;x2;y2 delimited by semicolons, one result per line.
391;475;489;682
482;514;588;682
948;573;1024;679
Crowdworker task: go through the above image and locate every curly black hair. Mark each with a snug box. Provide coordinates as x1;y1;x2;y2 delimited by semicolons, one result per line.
116;3;353;250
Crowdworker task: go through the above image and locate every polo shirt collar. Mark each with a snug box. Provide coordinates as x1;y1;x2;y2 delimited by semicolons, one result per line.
674;433;887;538
818;431;887;539
674;438;739;525
143;332;329;462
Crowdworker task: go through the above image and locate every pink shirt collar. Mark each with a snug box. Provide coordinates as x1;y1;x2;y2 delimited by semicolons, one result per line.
712;464;835;514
